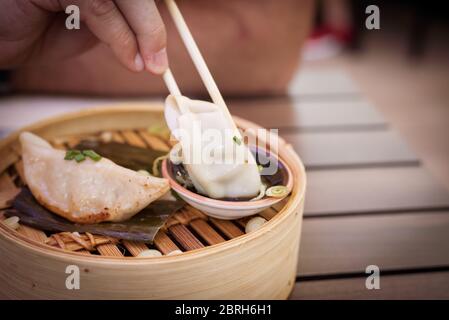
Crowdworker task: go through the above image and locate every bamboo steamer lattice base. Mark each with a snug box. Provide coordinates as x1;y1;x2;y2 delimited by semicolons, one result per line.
0;103;306;299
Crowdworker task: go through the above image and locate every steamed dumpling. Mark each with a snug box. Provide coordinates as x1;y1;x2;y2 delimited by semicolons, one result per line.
20;132;169;224
165;95;261;199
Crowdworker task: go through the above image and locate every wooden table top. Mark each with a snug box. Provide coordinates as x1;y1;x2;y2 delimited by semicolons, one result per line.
1;70;448;299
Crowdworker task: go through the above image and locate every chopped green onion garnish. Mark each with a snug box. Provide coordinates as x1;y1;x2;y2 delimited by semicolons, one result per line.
265;186;289;198
64;149;102;162
258;165;264;173
82;149;102;161
74;153;86;163
232;136;241;145
64;150;81;160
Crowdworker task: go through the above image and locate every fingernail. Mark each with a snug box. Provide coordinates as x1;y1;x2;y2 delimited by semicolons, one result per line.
134;53;144;72
146;48;168;74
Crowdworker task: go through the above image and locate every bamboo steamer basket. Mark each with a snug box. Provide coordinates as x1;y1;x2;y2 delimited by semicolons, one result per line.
0;103;306;300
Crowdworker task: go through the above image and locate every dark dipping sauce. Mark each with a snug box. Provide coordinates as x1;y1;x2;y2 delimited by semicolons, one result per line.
167;147;288;202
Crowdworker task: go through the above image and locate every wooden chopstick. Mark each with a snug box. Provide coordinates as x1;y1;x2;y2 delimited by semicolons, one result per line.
163;68;182;96
163;0;240;135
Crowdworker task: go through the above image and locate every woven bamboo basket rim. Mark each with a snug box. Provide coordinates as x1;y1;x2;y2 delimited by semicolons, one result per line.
0;103;306;263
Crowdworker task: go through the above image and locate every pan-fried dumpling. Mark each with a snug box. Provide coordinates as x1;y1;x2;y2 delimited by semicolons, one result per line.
165;95;261;199
19;132;169;224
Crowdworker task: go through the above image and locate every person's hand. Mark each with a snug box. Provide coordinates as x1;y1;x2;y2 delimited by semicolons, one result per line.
0;0;168;74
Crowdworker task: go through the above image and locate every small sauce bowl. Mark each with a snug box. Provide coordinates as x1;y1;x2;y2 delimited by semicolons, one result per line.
161;147;293;220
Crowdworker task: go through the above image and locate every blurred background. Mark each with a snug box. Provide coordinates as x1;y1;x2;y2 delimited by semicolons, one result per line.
301;0;449;190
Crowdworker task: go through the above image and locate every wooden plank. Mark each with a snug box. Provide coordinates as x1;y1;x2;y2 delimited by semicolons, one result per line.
190;219;225;245
259;208;278;221
228;99;385;131
168;224;204;251
0;96;103;130
138;130;170;151
288;69;359;97
44;233;117;252
65;136;82;149
305;167;449;216
272;198;290;213
173;206;207;225
291;271;449;299
235;218;248;229
154;231;181;254
121;130;147;148
97;244;123;257
112;132;125;143
297;212;449;277
284;130;418;169
17;225;47;243
51;137;67;149
0;95;163;132
209;218;244;239
123;241;148;257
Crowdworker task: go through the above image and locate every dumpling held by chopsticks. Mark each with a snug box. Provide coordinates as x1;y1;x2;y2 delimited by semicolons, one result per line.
19;132;169;224
165;95;262;199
